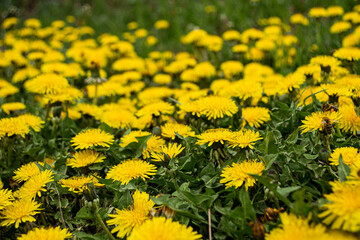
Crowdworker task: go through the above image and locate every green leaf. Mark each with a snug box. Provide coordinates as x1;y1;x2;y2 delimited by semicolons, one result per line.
338;154;350;182
134;135;152;158
277;186;301;198
115;190;132;209
73;231;107;240
277;102;289;111
75;206;94;220
303;154;318;160
251;174;292;207
263;131;278;154
239;187;256;220
98;122;113;133
264;154;278;171
177;189;218;209
285;128;299;144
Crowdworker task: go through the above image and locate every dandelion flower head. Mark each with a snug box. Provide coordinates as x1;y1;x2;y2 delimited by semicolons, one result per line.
220;159;265;190
106;159;157;185
71;129;114;150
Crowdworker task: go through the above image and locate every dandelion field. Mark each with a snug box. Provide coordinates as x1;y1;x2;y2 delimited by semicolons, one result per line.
1;0;360;239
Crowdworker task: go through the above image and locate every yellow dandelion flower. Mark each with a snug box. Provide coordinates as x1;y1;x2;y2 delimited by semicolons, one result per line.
232;44;248;53
196;128;233;146
246;47;265;61
120;131;152;148
154;20;170;29
136;101;175;117
299;111;341;134
0;198;41;228
24;18;41;28
197;96;238;120
220;61;243;79
12;67;39;83
128;217;202;240
151;143;184;162
309;7;328;18
210;79;231;94
2;17;18;29
193;61;216;78
290;13;309;26
348;161;360;183
325;230;358;240
280;73;305;92
222;30;242;41
153;74;172;85
113;58;145;72
334;47;360;61
134;28;148;38
338;105;360;135
0;179;3;189
0;189;14;210
220;79;263;103
146;35;158;46
161;122;195;139
330;21;352;34
327;6;344;17
18;226;72;240
266;212;328;240
329;147;360;166
321;84;352;98
242;107;271;128
179;100;203;118
14;170;54;199
106;159;157;185
60;175;104;194
319;181;360;232
220;160;265;190
71;129;114;150
142;136;165;159
17;114;44;132
13;162;45;183
0;85;19;98
100;110;136;129
242;28;264;43
127;21;138;30
44;86;83;103
75;103;102;119
1;102;26;115
0;117;30;139
197;35;223;52
226;129;263;149
255;39;276;51
24;73;70;95
66;150;105;168
310;55;341;69
107;190;154;238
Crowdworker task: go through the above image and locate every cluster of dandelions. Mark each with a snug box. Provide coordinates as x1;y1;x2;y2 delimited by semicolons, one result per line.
1;2;360;240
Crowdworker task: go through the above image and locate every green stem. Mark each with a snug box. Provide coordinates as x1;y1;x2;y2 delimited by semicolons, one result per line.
44;101;51;122
93;201;116;240
65;102;69;118
7;137;13;168
167;169;179;191
40;212;47;226
25;221;33;231
335;123;342;137
93;80;98;105
323;135;331;152
54;185;67;229
51;120;58;139
315;20;322;50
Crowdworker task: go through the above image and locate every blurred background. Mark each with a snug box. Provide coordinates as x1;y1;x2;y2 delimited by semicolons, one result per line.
0;0;356;50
